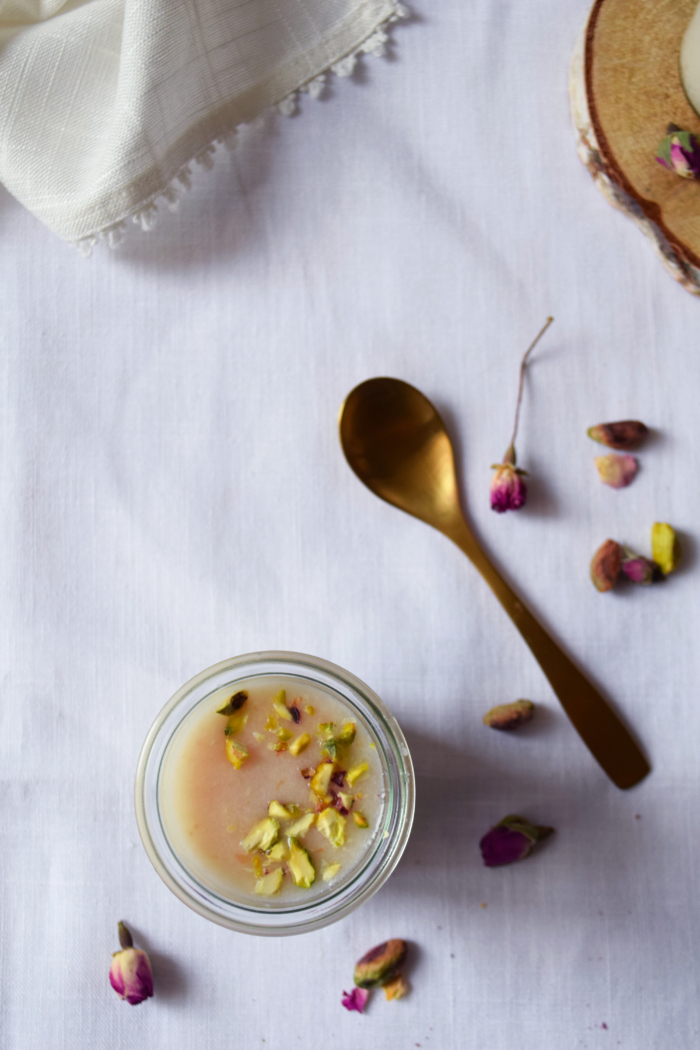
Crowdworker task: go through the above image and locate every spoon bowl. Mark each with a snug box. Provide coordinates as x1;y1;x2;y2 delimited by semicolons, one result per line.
340;376;650;790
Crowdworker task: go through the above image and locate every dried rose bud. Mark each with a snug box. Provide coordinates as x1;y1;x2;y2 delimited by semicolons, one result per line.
621;550;655;585
480;814;553;867
384;974;410;1001
651;522;680;575
587;420;648;451
490;460;528;513
594;453;638;489
489;318;554;514
109;922;153;1006
590;539;622;592
483;699;534;730
656;125;700;179
341;987;369;1013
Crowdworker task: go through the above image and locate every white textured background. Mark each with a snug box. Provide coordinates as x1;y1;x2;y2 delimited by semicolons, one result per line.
1;0;699;1047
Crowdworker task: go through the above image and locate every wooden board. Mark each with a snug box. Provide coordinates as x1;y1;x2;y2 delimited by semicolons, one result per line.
571;0;700;294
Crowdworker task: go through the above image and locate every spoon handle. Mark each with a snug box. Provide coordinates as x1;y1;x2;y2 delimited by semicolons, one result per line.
447;522;650;789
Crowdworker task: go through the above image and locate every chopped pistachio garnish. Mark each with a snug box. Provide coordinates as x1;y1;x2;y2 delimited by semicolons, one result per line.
241;817;280;853
268;741;288;752
216;690;248;716
253;855;263;877
224;710;248;736
226;824;236;833
346;762;369;787
225;737;249;769
273;689;292;721
254;868;284;896
317;807;346;847
264;714;278;732
289;732;311;756
304;704;315;716
267;841;288;861
253;731;264;742
322;863;341;882
288;838;315;888
310;761;335;797
337;722;356;745
268;800;293;820
369;742;376;749
286;812;316;838
277;727;293;742
353;811;369;829
338;791;354;810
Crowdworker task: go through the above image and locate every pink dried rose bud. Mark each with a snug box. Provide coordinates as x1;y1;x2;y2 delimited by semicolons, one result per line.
587;420;648;451
483;699;535;730
656;125;700;179
594;453;638;489
621;550;655;585
341;987;369;1013
590;539;622;592
109;922;154;1006
480;814;554;867
490;317;554;514
490;460;528;513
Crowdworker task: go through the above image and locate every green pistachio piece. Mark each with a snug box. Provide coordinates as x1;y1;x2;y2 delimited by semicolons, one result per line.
273;689;292;721
288;837;315;888
337;722;356;745
266;841;288;861
289;732;311;756
322;862;341;882
346;762;369;787
317;807;346;847
268;800;293;820
286;812;315;838
225;737;249;769
254;868;284;896
310;760;335;797
241;817;279;853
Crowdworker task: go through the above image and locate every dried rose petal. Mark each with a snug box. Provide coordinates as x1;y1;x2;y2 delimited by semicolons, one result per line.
590;539;622;592
480;815;553;867
483;699;534;730
341;987;369;1013
289;705;301;723
594;453;638;489
621;551;654;585
587;421;648;451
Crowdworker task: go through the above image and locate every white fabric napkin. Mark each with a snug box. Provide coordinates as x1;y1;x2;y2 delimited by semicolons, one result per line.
0;0;405;251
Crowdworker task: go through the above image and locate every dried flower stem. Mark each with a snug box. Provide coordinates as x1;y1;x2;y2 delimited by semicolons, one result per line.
506;317;554;460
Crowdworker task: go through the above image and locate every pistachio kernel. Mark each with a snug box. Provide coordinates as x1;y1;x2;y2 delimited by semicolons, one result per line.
590;539;622;592
483;699;535;730
354;939;407;989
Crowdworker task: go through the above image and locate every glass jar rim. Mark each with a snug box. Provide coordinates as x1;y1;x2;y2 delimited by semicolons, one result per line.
135;651;415;936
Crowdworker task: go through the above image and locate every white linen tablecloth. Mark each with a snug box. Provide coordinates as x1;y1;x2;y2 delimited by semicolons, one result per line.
1;1;699;1047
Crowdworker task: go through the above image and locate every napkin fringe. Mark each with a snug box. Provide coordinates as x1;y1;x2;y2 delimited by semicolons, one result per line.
74;1;410;257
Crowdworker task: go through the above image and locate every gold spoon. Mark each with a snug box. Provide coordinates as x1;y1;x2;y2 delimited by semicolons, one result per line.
339;377;650;789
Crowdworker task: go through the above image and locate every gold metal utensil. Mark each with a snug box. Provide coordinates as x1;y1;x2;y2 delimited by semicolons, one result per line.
339;377;650;789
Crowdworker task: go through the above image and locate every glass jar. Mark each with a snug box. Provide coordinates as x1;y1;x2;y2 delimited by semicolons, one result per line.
135;651;415;936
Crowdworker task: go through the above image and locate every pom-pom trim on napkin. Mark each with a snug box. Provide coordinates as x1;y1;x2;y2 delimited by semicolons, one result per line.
73;3;410;257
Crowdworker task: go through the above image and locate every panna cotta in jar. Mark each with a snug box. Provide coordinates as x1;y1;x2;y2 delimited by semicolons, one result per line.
136;652;415;935
160;676;383;901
